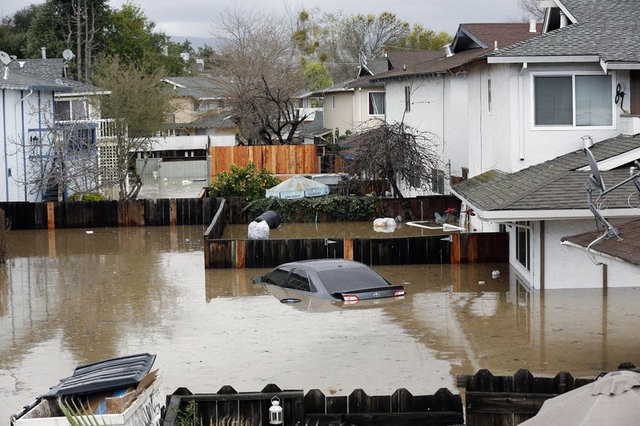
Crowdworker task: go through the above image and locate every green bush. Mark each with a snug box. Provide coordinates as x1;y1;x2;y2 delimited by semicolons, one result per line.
69;193;106;202
209;162;280;201
245;195;383;222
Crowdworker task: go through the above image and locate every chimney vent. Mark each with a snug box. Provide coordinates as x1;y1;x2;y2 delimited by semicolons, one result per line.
41;47;47;59
444;43;453;57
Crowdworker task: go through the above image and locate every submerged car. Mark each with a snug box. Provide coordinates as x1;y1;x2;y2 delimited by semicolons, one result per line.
253;259;405;304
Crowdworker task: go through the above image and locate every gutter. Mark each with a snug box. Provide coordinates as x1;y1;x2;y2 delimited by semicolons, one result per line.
488;55;600;64
450;187;640;222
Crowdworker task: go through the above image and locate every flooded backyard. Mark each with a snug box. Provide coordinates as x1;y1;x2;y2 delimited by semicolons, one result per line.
1;225;639;421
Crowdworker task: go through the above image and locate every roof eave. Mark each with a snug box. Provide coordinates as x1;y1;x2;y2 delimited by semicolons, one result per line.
488;55;600;64
451;188;640;222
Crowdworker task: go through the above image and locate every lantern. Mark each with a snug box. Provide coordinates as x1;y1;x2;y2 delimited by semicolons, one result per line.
269;396;283;425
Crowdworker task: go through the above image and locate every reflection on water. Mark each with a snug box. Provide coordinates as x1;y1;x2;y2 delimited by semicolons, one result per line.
1;227;639;422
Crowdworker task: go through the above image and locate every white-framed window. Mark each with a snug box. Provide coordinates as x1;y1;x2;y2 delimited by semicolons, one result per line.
532;73;613;127
368;91;385;115
404;86;411;112
515;221;531;271
55;99;89;121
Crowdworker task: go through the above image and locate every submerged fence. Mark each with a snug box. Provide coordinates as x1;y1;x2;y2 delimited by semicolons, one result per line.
0;198;218;230
204;197;508;268
162;384;463;426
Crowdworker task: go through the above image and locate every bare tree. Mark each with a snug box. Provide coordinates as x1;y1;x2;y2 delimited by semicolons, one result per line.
345;122;440;218
518;0;545;20
13;100;105;201
212;7;308;145
92;55;172;199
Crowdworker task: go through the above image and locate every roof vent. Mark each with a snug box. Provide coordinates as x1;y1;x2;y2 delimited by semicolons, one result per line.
444;43;453;58
494;41;498;51
41;47;47;59
529;19;537;33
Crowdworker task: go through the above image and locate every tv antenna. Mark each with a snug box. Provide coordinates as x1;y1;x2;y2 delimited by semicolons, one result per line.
0;50;13;80
584;144;640;264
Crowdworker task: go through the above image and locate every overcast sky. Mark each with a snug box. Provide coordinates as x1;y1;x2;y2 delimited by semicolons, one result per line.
2;0;529;43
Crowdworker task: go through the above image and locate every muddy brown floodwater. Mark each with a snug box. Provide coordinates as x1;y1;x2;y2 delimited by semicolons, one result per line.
1;225;639;422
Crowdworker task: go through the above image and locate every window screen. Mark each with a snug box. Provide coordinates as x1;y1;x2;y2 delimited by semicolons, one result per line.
534;76;572;125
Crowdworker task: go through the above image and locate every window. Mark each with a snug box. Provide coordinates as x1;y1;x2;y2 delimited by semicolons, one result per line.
332;95;335;109
515;221;530;270
368;92;385;115
55;100;88;121
285;268;315;292
404;86;411;112
431;169;445;194
534;74;612;126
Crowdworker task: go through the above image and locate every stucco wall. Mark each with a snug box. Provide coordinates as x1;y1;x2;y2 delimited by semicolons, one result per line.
323;91;354;136
469;63;624;177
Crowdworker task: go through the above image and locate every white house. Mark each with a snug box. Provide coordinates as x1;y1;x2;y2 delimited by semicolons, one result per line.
450;0;640;289
0;55;70;202
374;23;541;196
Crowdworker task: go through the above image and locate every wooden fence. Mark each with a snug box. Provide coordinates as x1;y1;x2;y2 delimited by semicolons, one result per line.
456;366;640;426
162;384;463;426
203;197;507;268
209;145;319;179
0;198;218;230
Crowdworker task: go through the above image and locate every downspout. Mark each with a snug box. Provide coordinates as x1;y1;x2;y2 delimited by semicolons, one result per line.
539;220;545;290
19;89;34;201
2;89;7;200
519;63;527;162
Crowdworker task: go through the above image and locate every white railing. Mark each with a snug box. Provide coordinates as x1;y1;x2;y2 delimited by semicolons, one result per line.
56;119;123;140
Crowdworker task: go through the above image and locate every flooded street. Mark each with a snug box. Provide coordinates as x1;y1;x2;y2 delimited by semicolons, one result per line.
1;226;639;422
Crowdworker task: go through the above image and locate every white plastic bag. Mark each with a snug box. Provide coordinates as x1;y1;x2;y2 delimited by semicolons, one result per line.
248;220;270;239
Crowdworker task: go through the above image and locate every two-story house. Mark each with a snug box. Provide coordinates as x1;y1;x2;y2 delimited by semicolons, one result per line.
450;0;640;289
0;54;72;202
374;23;541;196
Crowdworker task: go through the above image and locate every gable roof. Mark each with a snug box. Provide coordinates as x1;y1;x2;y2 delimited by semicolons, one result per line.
452;134;640;220
7;58;105;95
386;50;444;71
374;23;541;81
562;219;640;266
1;65;70;92
489;0;640;67
163;76;223;100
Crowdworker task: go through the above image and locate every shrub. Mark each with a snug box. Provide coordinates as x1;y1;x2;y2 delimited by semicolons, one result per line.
209;162;280;201
69;193;106;202
245;195;383;222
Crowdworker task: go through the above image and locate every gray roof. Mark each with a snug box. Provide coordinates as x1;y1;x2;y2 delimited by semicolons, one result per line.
163;76;223;99
7;59;105;94
492;0;640;64
453;134;640;212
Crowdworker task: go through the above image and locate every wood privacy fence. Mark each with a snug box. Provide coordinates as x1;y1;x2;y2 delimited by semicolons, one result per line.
457;367;625;426
162;384;463;426
209;145;319;179
204;198;507;268
0;198;218;230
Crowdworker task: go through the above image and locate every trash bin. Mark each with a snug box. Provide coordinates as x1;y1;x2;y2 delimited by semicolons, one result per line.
254;210;281;229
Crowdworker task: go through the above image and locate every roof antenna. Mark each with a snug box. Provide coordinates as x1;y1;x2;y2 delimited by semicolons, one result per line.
0;51;12;80
583;142;640;263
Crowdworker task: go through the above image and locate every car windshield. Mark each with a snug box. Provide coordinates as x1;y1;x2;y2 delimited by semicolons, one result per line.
317;267;389;294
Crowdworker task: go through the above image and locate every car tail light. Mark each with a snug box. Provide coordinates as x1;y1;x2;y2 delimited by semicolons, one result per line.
394;289;405;298
342;294;359;304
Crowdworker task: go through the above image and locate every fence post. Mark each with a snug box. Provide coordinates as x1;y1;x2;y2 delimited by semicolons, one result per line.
47;202;55;229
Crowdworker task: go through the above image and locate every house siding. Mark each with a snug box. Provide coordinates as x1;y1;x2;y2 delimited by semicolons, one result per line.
323;91;353;136
471;63;624;177
1;88;56;202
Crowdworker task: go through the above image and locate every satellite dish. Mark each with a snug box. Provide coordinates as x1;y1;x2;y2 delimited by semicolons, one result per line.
585;147;606;192
62;49;74;61
0;51;12;66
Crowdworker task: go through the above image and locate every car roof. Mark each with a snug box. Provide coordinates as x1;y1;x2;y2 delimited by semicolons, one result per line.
279;259;367;273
